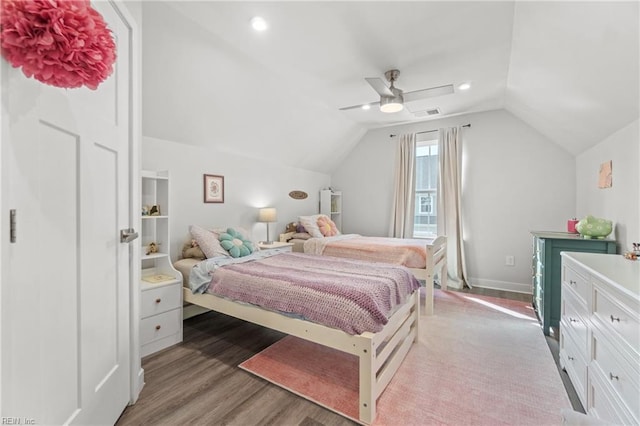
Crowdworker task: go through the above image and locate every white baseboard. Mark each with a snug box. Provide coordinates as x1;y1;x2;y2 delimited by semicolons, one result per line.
130;367;144;404
469;277;532;294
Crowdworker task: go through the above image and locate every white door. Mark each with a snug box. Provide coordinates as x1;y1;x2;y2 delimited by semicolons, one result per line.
0;2;136;424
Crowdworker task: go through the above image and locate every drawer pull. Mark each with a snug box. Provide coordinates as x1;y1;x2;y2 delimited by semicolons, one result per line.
567;356;574;361
609;373;619;381
155;325;161;331
569;318;578;323
569;280;576;285
155;298;162;304
609;315;620;323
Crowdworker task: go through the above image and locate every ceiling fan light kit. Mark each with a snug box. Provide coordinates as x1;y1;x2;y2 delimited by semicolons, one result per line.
379;70;404;113
339;68;454;113
380;94;404;113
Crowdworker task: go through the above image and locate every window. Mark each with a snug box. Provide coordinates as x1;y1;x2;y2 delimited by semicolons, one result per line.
413;138;438;237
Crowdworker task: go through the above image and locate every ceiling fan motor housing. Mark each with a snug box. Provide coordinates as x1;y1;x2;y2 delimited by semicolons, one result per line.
384;69;401;83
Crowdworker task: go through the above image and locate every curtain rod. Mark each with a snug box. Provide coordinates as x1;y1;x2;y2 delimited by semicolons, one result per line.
389;123;471;138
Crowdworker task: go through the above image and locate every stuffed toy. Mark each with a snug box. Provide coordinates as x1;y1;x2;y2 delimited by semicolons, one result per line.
575;215;612;239
285;222;298;233
182;239;205;259
146;242;158;255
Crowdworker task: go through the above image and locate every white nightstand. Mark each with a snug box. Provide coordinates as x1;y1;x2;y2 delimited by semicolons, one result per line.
140;279;182;357
258;241;294;254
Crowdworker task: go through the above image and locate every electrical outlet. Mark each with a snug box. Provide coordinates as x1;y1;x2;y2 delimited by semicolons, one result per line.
505;255;515;266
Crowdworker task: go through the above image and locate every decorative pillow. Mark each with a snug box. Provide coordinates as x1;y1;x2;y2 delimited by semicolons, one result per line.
317;215;338;237
219;228;255;258
211;226;259;252
181;239;205;260
296;223;306;233
189;225;230;258
298;214;325;238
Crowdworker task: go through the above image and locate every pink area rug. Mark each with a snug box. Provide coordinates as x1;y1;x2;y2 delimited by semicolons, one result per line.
239;290;572;425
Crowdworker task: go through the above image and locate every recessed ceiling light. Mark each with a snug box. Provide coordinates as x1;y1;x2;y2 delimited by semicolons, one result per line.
251;16;268;31
458;82;471;91
361;104;371;110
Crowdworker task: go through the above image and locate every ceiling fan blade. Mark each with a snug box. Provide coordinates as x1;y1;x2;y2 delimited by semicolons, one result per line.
365;77;394;97
339;101;380;111
403;84;454;103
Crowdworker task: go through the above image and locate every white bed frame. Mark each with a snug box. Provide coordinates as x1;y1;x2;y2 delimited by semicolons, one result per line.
279;233;448;315
410;235;447;315
183;287;420;424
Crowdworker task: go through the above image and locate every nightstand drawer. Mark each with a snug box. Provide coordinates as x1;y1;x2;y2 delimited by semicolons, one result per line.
141;284;181;318
141;308;182;345
268;246;292;254
258;242;294;254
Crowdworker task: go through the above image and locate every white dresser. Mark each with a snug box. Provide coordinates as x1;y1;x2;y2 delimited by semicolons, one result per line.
560;252;640;425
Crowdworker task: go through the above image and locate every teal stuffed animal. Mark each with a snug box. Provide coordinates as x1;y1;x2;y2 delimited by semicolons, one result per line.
575;215;612;239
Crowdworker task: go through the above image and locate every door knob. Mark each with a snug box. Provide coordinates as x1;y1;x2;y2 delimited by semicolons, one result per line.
120;228;139;243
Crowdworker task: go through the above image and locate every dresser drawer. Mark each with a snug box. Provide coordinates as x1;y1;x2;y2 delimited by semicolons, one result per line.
142;284;181;318
592;282;640;352
141;308;182;346
560;327;588;406
589;366;638;426
591;328;640;421
561;284;588;352
562;262;589;305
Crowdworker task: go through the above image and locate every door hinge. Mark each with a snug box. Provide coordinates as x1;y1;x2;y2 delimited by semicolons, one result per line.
10;209;16;243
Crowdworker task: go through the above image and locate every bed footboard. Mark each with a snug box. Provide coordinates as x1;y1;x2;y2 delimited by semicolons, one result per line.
411;236;447;315
182;288;419;424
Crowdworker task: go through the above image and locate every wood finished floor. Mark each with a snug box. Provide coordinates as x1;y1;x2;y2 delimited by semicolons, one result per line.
116;286;581;426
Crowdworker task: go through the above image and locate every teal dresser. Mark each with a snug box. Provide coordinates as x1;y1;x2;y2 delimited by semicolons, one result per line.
531;231;616;336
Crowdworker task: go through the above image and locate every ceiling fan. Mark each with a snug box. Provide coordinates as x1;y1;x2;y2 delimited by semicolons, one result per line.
339;69;454;113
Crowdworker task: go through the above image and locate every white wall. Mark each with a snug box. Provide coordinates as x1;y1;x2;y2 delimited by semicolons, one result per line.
576;119;639;253
142;136;329;261
332;109;576;293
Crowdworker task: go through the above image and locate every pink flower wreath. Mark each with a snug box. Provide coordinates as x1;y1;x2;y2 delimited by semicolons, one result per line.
1;0;116;90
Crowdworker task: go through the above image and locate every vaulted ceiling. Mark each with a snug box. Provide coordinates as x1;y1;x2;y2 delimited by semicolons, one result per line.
141;1;639;173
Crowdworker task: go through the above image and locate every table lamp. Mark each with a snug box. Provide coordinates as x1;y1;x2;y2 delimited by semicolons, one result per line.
258;207;277;244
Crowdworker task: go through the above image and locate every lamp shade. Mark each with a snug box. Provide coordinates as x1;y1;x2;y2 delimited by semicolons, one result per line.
258;207;277;223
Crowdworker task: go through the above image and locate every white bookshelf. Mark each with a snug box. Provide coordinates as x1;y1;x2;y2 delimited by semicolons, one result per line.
140;170;182;356
320;189;342;231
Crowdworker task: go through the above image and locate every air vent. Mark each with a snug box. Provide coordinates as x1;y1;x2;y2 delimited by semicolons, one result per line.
412;107;441;117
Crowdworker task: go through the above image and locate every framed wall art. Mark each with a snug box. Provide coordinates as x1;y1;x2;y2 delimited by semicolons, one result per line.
204;174;224;203
598;160;612;189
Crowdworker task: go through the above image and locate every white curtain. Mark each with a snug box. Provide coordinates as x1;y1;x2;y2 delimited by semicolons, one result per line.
437;127;469;289
389;133;416;238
